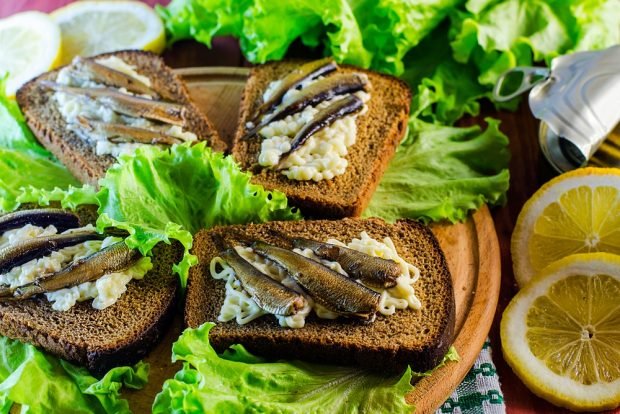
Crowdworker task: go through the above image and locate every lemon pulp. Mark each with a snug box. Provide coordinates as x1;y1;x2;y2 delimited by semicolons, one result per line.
0;11;61;95
502;253;620;411
529;186;620;272
526;273;620;385
512;167;620;286
52;1;165;65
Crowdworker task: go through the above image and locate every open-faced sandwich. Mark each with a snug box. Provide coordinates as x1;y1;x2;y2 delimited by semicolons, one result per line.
0;207;180;374
16;50;226;185
232;58;411;218
186;218;455;372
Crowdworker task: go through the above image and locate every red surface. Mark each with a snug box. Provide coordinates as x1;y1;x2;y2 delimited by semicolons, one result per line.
1;0;65;15
0;0;167;16
2;2;619;414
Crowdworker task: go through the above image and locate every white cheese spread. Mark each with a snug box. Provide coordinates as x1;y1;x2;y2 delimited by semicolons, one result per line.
210;232;421;328
257;75;370;182
0;224;152;311
54;56;197;158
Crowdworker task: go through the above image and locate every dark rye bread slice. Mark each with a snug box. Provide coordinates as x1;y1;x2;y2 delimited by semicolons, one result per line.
185;218;455;372
0;206;181;375
16;50;226;186
232;61;411;219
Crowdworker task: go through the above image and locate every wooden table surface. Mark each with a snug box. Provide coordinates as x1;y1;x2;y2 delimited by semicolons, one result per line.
1;2;618;413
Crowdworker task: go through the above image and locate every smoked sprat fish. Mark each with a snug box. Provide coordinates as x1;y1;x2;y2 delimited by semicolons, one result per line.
8;242;141;300
41;81;187;126
251;57;338;122
291;236;401;289
0;231;104;274
77;116;184;145
243;73;368;140
250;240;380;321
221;248;307;316
70;57;160;99
0;209;80;235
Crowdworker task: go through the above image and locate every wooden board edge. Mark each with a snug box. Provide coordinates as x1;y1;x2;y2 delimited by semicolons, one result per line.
407;206;501;413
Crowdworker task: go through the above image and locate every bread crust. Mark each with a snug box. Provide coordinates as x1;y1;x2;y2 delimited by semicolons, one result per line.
0;206;181;375
16;50;227;186
185;218;455;372
232;61;411;219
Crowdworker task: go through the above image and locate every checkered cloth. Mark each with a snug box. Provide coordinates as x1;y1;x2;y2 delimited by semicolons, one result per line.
437;340;506;414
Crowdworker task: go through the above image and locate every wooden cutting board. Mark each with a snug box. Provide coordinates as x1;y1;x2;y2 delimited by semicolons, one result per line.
124;67;502;413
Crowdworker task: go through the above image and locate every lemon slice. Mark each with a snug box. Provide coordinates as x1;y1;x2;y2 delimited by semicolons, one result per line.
52;1;165;65
501;253;620;411
0;11;61;96
512;167;620;286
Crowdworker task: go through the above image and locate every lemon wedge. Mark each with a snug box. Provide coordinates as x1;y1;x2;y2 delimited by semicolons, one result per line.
512;167;620;286
501;253;620;411
0;11;61;96
51;1;165;65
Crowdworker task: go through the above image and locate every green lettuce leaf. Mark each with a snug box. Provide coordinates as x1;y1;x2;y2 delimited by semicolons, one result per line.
352;0;462;75
157;0;251;45
570;0;620;52
405;0;619;121
401;22;488;125
450;0;620;87
241;0;370;66
0;76;51;158
159;0;462;74
152;322;415;414
0;77;81;213
364;117;509;223
0;336;147;414
411;346;459;380
15;185;98;211
0;149;81;213
450;0;570;87
96;142;301;288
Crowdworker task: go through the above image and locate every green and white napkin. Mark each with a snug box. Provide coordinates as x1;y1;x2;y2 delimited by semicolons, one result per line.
437;340;506;414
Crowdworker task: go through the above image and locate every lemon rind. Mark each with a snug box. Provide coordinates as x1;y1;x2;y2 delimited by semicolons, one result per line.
51;1;165;65
0;11;62;96
502;252;620;411
512;167;620;287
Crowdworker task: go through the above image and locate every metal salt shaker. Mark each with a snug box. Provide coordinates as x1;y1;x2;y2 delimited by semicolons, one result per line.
493;45;620;173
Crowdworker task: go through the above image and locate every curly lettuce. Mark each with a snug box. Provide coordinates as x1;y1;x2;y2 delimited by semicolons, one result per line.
0;77;81;213
0;149;82;213
450;0;620;87
158;0;461;74
0;76;51;158
364;118;510;223
15;185;98;211
401;22;488;125
153;322;416;414
0;336;148;414
354;0;462;74
157;0;251;46
96;143;301;287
